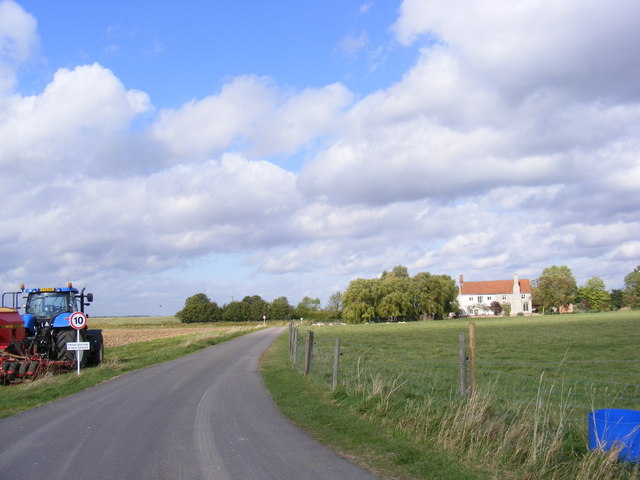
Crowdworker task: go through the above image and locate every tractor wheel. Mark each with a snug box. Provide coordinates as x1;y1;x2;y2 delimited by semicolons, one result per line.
55;329;87;367
86;330;104;366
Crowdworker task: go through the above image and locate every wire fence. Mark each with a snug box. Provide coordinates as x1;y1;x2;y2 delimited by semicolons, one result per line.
289;324;640;420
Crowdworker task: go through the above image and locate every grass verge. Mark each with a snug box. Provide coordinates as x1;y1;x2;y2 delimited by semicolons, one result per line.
261;313;640;479
0;325;259;419
261;331;490;480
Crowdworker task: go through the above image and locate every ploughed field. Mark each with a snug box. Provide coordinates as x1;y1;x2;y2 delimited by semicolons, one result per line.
91;316;258;347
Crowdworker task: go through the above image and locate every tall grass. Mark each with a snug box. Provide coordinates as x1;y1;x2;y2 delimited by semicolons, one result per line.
291;312;640;479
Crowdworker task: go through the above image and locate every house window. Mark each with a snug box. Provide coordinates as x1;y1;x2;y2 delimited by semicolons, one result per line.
521;294;526;299
487;296;492;301
523;302;529;312
477;296;483;303
469;297;473;301
502;295;508;300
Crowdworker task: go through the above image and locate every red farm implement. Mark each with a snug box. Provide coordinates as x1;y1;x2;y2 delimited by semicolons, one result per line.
1;285;103;385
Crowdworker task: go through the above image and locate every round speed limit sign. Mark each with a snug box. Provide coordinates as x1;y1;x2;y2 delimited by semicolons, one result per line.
69;311;87;330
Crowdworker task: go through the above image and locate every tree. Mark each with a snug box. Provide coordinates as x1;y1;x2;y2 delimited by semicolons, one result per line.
610;289;624;310
577;277;610;311
623;266;640;309
183;293;210;308
268;296;293;321
176;293;221;323
381;265;410;279
412;273;458;319
341;278;382;323
532;265;577;313
490;301;503;316
326;291;343;318
341;271;458;323
242;295;268;321
296;296;321;318
221;300;248;322
378;276;414;321
342;301;375;324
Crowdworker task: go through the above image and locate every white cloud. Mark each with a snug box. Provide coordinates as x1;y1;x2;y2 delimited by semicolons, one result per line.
151;76;352;160
0;63;151;178
0;0;36;62
151;76;275;159
392;0;640;102
249;82;353;157
0;0;37;93
339;31;369;58
608;241;640;262
359;3;373;15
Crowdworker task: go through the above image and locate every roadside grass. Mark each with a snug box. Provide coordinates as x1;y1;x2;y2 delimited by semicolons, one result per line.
262;312;640;479
0;323;261;419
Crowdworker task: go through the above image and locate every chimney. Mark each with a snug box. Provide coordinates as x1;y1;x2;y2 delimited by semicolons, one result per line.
459;274;464;285
513;273;520;294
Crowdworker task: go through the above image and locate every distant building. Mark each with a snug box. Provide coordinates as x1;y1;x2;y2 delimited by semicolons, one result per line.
458;274;532;316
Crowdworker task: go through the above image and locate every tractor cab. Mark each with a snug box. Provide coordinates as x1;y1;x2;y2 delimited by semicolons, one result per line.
21;285;93;334
26;290;76;319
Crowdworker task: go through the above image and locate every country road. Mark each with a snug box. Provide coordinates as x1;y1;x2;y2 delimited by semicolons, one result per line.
0;328;381;480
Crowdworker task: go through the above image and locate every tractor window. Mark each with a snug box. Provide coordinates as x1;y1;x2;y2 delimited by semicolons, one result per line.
26;293;73;318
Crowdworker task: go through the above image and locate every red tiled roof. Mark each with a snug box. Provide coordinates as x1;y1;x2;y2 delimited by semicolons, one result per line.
460;279;531;295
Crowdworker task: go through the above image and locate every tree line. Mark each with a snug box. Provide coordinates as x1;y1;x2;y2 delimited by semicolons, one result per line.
176;293;331;323
176;265;458;324
177;264;640;323
532;264;640;313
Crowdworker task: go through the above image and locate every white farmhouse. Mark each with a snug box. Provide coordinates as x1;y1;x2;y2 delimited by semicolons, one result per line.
458;274;532;316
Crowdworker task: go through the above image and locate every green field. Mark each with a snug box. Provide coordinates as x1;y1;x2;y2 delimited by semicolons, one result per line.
275;311;640;479
296;312;640;415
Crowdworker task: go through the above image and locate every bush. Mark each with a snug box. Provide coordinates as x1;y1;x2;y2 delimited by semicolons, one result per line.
176;293;221;323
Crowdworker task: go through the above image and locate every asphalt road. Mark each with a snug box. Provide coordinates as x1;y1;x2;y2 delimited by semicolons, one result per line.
0;327;381;480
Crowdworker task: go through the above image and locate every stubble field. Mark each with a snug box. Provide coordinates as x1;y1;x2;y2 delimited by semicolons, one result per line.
91;316;257;347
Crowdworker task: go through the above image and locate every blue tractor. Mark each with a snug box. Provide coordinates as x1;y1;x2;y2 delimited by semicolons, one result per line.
2;283;103;371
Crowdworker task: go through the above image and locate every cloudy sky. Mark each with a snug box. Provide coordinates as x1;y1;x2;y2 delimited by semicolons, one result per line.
1;0;639;316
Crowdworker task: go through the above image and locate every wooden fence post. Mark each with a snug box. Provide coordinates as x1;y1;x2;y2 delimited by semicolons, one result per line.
332;338;341;391
469;322;476;396
459;331;467;398
289;320;294;357
292;328;298;366
303;330;314;376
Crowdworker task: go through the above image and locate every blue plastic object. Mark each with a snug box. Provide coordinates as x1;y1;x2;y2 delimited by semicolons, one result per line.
589;409;640;462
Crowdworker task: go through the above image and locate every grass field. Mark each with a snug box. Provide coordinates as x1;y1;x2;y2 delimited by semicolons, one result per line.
298;311;640;415
271;311;640;479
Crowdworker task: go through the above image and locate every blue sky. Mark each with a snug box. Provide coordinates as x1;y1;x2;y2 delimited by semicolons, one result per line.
1;0;640;316
18;1;415;105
